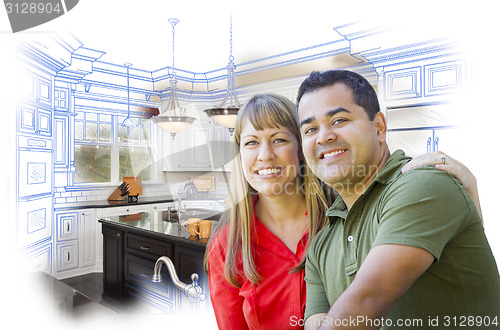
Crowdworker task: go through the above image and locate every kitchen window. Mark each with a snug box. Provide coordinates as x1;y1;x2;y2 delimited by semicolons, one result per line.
117;115;152;181
74;111;152;184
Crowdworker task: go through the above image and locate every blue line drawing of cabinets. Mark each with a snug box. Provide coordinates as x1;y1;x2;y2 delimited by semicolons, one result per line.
367;45;467;158
17;67;55;274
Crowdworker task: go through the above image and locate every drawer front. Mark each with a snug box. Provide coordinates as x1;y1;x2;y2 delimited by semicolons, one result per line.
102;205;151;217
126;233;173;259
125;285;174;314
56;212;78;241
150;202;174;212
124;253;174;302
56;241;79;272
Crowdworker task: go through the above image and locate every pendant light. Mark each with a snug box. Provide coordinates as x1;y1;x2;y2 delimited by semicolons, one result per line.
204;15;241;135
121;63;135;127
153;18;196;139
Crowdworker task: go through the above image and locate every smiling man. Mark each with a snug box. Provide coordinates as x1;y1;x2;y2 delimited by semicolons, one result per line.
296;70;500;329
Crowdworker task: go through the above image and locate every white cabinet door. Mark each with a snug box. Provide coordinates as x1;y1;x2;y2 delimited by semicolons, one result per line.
211;126;236;171
432;127;463;159
17;195;53;249
163;120;237;171
387;129;434;157
79;209;96;268
191;125;213;170
176;124;212;170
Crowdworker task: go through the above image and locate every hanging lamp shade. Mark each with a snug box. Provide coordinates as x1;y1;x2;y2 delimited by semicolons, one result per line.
153;76;196;139
153;18;195;139
204;15;240;135
204;107;239;129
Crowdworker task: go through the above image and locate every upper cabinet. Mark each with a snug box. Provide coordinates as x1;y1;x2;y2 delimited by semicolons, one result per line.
21;71;53;107
162;117;235;172
18;104;52;137
383;59;466;107
18;70;55;138
379;55;468;157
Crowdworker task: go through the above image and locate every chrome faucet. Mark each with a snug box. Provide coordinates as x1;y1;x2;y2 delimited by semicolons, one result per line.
177;189;183;212
152;256;206;303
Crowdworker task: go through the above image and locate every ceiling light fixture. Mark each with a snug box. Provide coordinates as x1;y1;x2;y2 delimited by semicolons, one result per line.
153;18;196;139
204;14;240;135
121;63;135;127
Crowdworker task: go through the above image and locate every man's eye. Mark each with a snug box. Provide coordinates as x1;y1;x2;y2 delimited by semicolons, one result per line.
332;118;347;126
304;127;317;135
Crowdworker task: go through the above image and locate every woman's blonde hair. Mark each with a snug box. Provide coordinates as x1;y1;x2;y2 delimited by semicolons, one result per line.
204;93;334;287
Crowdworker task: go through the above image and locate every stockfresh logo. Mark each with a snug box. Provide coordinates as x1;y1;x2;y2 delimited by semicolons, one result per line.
4;0;79;33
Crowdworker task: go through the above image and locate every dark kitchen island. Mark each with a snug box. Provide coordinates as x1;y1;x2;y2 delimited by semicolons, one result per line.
99;210;221;314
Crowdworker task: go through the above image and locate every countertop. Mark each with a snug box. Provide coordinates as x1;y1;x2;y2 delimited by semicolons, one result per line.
54;193;227;211
98;209;222;247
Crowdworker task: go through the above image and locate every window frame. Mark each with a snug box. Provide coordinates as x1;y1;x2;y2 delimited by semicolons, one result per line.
73;110;154;185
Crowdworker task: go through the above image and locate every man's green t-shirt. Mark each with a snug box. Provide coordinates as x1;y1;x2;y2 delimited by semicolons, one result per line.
305;150;500;328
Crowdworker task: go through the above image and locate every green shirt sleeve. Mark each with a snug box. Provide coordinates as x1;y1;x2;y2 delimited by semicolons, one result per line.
304;236;331;320
373;166;479;260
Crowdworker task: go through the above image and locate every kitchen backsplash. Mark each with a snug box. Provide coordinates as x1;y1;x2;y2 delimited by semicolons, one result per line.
53;177;229;205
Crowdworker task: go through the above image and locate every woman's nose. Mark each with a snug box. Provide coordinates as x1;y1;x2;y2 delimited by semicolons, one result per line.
257;142;275;161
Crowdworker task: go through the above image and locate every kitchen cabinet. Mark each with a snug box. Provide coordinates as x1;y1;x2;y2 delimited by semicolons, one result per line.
211;125;236;171
175;244;209;312
102;225;125;306
17;68;55;271
163;122;213;171
54;87;69;111
54;115;69;168
124;253;175;314
162;117;235;171
100;202;173;217
18;104;52;137
53;208;97;277
100;213;211;314
51;202;174;280
182;199;225;212
20;71;53;106
386;103;461;157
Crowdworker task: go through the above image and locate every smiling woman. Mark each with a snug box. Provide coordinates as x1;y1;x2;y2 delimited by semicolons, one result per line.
204;93;333;330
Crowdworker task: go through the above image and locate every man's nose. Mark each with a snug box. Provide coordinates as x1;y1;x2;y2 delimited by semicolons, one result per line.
316;126;336;145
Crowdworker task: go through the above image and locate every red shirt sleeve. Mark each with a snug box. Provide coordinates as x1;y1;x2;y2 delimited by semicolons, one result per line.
207;231;250;330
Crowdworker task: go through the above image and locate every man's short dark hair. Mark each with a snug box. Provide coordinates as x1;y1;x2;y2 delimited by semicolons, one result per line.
296;70;380;120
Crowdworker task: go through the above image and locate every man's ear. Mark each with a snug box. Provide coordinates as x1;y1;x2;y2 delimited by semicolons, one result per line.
374;112;387;143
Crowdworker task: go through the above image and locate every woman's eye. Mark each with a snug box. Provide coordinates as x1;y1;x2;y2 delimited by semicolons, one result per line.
244;141;257;147
274;138;287;144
